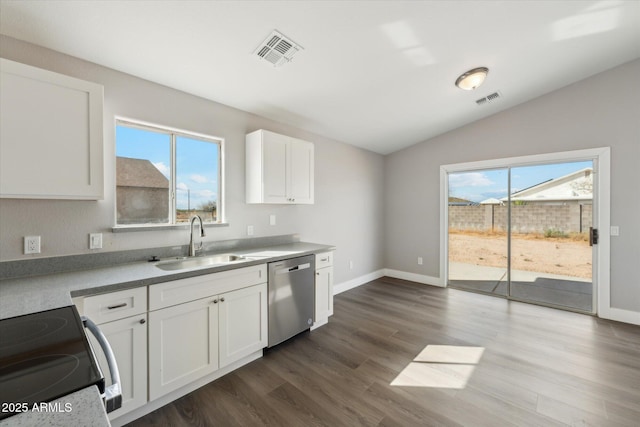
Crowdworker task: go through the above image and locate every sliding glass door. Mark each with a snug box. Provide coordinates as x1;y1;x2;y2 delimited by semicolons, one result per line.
508;162;593;311
448;168;509;297
447;160;594;313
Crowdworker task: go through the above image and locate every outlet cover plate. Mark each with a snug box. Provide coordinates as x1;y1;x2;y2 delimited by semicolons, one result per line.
24;236;41;254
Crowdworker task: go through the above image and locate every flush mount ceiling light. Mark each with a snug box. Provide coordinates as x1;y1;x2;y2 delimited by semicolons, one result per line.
455;67;489;90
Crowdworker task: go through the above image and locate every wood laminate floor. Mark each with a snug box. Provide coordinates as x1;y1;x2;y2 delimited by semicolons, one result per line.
128;277;640;426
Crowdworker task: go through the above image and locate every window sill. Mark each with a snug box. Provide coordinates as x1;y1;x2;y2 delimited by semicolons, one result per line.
112;222;229;233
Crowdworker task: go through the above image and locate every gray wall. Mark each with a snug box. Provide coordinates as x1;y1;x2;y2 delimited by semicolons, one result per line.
0;36;385;285
2;35;637;314
386;59;640;313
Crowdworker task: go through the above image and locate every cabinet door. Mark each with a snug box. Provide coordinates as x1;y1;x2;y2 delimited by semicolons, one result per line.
149;297;219;400
246;129;314;204
262;131;289;203
0;59;104;199
289;139;314;204
218;283;267;368
87;314;147;419
315;266;334;323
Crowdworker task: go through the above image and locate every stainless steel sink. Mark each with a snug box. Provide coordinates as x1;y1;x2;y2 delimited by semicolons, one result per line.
155;254;248;271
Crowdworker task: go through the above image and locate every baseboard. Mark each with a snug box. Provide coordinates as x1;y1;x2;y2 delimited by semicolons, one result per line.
384;269;445;287
310;318;328;330
333;269;640;326
599;306;640;326
334;269;385;295
333;269;444;295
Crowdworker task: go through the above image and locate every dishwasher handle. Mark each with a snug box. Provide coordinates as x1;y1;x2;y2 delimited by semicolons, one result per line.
82;316;123;413
275;262;311;275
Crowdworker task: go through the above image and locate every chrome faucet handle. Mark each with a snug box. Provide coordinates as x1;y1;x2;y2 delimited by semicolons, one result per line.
189;215;206;256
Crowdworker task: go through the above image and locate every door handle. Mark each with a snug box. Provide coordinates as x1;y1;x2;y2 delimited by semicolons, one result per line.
82;316;122;413
589;227;598;246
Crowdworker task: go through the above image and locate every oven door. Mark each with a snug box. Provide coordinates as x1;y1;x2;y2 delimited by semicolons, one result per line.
82;316;123;413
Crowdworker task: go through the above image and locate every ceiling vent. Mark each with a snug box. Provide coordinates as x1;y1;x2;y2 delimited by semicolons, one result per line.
476;91;502;106
254;30;303;67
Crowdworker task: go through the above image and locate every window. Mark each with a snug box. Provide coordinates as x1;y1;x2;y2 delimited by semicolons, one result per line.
115;120;222;226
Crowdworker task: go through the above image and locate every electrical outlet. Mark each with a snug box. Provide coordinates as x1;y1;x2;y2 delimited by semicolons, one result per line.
24;236;41;254
269;214;276;226
89;233;103;249
247;225;254;236
418;257;423;265
610;226;619;236
349;260;354;270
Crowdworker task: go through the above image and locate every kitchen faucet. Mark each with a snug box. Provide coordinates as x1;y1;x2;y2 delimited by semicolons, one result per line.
189;215;206;257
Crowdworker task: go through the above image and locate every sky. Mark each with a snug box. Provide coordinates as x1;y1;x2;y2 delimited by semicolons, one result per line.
115;125;219;210
449;160;593;202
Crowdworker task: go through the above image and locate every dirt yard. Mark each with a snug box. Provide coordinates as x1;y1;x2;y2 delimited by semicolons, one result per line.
449;230;592;279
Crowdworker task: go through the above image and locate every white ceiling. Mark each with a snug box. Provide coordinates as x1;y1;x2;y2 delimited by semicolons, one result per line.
1;1;639;154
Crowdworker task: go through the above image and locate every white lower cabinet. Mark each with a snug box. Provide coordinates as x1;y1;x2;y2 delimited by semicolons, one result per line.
219;283;268;368
314;252;334;327
73;261;307;423
74;287;148;420
148;270;268;400
148;297;219;400
92;314;148;419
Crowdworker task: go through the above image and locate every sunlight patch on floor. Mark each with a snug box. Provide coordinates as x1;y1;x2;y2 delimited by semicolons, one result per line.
391;345;485;389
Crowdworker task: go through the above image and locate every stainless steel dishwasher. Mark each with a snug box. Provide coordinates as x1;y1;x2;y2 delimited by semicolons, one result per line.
268;255;315;347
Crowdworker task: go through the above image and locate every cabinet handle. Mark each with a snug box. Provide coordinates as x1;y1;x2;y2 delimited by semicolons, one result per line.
220;297;225;302
212;299;218;304
316;272;320;276
320;257;328;262
139;319;146;325
107;303;127;310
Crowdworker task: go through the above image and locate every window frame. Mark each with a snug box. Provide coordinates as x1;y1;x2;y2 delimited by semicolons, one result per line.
113;118;225;231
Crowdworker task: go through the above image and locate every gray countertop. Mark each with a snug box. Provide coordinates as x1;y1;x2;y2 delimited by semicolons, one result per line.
0;242;334;320
0;241;334;426
0;387;109;427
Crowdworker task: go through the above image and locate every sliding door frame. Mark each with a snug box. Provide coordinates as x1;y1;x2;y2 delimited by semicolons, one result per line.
440;147;610;316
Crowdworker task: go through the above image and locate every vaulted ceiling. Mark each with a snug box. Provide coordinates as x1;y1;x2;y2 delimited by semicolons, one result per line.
1;1;639;154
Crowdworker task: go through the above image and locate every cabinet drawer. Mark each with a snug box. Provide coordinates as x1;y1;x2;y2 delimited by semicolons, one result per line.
315;252;333;269
149;264;267;311
82;287;147;324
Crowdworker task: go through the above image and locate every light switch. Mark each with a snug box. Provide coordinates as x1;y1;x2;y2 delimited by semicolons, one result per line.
269;214;276;226
89;233;103;249
610;226;619;236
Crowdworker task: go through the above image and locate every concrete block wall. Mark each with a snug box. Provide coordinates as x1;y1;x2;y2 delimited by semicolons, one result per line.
449;204;592;234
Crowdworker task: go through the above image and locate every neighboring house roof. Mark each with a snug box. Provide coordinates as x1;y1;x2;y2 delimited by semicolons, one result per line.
116;157;169;189
448;197;478;206
480;198;504;205
502;167;593;202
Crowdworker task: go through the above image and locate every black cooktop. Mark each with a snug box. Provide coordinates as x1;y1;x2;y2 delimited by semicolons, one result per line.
0;306;105;420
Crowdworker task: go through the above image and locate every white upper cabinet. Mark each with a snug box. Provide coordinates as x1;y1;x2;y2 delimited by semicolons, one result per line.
0;59;104;199
246;129;314;204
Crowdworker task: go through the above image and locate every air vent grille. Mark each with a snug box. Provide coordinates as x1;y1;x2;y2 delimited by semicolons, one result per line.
476;91;502;106
254;31;303;67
